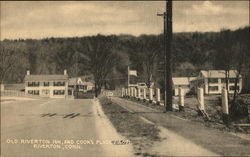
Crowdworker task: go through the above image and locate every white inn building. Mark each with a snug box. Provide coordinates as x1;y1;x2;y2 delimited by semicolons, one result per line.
24;70;68;98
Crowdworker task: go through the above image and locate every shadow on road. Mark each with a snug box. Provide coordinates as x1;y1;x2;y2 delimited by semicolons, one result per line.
40;113;81;118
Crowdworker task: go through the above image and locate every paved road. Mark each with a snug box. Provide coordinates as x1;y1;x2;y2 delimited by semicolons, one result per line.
1;98;134;157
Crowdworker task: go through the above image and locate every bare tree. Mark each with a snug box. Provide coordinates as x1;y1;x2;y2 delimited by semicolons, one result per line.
86;35;120;97
137;35;162;88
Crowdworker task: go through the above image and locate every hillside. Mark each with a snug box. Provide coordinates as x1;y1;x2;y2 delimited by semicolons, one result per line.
0;26;249;92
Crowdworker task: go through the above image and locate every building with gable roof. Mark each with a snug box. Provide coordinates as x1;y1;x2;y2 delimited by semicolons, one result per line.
172;77;197;96
24;70;69;98
68;76;94;93
197;70;242;94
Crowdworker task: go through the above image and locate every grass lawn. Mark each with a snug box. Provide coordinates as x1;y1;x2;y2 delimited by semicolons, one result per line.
99;96;161;156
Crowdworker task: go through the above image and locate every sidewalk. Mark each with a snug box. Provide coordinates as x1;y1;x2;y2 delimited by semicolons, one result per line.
111;97;250;156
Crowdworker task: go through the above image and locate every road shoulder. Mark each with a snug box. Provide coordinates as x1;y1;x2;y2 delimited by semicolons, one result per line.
111;97;250;156
93;98;135;157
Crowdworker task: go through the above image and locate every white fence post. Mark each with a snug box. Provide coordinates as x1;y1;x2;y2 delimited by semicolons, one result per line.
143;88;147;100
125;88;128;97
178;87;185;111
122;88;125;97
222;88;229;124
138;88;141;100
134;88;137;98
149;88;153;103
156;88;161;104
222;89;229;114
198;88;205;111
131;87;134;97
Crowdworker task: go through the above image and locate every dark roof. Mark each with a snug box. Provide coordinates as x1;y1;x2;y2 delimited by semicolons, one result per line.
24;75;68;81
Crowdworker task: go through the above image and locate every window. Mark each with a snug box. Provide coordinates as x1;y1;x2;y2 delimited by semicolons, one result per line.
53;82;65;86
208;78;218;83
221;78;239;84
221;78;226;83
34;90;39;95
28;82;32;87
229;86;240;91
229;78;239;83
53;90;65;95
83;85;87;90
44;82;49;86
28;90;39;95
28;90;33;94
208;86;218;91
27;82;39;87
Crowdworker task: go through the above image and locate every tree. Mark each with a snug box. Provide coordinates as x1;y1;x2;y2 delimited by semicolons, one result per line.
230;42;249;116
52;42;76;74
0;43;18;83
127;35;163;88
141;36;163;88
213;29;235;98
85;35;120;97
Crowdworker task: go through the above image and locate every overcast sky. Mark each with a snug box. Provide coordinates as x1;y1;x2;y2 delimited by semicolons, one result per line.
1;1;249;39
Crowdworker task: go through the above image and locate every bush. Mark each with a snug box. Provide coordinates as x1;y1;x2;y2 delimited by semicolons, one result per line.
230;98;249;119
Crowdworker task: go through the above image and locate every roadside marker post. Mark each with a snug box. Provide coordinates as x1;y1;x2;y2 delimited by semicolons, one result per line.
197;88;205;111
178;87;185;112
122;88;125;97
197;88;211;121
125;88;128;97
128;87;131;97
149;88;153;103
133;87;136;98
222;88;230;125
156;88;161;105
143;88;147;102
131;87;134;98
134;88;137;98
138;88;141;100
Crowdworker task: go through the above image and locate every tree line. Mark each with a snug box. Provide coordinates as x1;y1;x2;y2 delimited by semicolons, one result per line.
0;26;249;94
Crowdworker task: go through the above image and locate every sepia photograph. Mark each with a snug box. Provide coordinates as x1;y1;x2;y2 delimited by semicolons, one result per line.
0;1;250;156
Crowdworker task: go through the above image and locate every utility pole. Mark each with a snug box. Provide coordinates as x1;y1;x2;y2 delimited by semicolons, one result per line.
166;0;173;111
157;0;173;111
127;66;130;88
157;12;167;110
75;51;79;98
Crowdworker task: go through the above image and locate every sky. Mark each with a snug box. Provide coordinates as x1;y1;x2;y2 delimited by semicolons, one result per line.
1;1;249;40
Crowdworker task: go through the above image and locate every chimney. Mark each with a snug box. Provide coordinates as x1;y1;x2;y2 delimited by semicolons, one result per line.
64;69;67;75
27;70;30;75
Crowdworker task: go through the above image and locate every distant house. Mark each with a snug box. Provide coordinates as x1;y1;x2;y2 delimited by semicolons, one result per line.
197;70;242;94
24;70;69;98
172;77;197;96
68;76;94;93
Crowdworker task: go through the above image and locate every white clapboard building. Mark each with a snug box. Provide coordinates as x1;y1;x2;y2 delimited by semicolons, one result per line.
197;70;242;94
24;70;69;98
